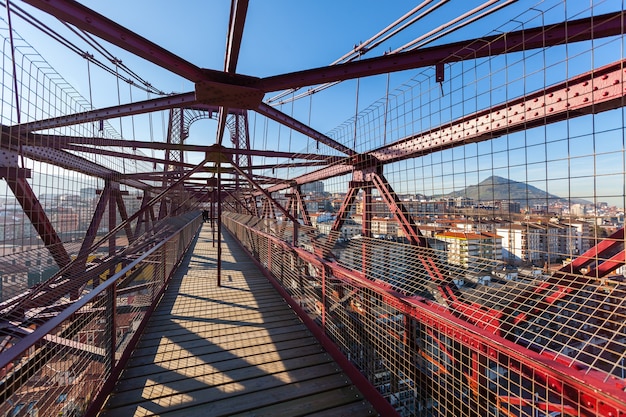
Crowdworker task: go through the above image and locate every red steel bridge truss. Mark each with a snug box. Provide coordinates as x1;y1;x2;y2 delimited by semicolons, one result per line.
0;1;625;416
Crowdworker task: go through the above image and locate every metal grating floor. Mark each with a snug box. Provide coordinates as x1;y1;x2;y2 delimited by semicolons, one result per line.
98;224;376;417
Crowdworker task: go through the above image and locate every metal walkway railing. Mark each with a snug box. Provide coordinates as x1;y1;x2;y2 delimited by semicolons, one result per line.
99;224;378;416
222;212;626;417
0;213;202;417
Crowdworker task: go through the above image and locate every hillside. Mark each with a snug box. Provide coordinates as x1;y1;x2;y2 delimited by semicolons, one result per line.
441;176;587;205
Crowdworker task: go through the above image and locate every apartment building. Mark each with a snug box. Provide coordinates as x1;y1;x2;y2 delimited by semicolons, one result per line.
434;230;503;271
496;222;580;265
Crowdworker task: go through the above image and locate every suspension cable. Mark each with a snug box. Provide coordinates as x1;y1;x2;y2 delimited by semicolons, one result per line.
397;0;516;52
2;0;165;95
268;0;515;105
86;54;97;136
267;0;441;105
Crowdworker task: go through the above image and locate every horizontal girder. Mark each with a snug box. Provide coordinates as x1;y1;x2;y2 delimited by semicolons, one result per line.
258;11;626;92
268;57;626;192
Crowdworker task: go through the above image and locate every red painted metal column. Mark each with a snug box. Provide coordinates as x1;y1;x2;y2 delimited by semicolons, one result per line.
263;197;276;220
322;184;361;258
133;191;151;240
210;189;216;247
362;184;372;277
294;185;311;226
107;279;117;374
249;196;258;217
70;184;111;297
217;164;222;287
284;191;298;247
157;197;169;221
321;265;327;332
114;188;134;243
371;172;426;247
105;183;119;375
267;235;272;272
293;218;299;249
4;171;72;269
108;181;117;280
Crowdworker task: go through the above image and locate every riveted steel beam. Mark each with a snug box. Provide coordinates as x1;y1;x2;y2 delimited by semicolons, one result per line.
258;12;626;92
267;58;626;193
12;92;198;133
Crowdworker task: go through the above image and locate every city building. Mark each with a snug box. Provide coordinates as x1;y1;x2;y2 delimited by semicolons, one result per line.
435;230;503;271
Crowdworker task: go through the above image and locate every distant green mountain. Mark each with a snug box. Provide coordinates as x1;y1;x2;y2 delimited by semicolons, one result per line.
440;176;588;205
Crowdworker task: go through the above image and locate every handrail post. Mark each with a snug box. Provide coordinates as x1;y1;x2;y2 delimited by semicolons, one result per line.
217;164;222;287
107;280;117;374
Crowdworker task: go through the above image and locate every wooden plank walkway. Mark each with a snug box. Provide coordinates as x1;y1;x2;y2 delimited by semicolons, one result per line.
99;224;377;417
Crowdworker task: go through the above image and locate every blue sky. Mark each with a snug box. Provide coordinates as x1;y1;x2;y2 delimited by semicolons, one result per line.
7;0;556;134
3;0;626;207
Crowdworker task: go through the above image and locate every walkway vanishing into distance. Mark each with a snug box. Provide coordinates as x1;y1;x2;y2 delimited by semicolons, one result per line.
99;224;376;416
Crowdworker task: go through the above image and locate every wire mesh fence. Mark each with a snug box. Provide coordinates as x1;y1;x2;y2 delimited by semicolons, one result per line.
223;211;626;417
2;0;626;416
0;213;201;417
219;3;626;415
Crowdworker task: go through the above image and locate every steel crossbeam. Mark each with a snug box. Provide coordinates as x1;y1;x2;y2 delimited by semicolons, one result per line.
257;12;626;92
267;58;626;193
22;2;624;146
5;175;72;269
12;92;198;133
23;0;625;93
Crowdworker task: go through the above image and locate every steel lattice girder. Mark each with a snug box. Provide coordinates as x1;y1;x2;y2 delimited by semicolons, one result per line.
268;57;626;193
370;58;626;163
0;135;152;190
13;92;198;132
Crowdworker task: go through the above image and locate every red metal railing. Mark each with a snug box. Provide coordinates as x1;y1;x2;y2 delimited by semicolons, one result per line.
223;212;626;417
0;212;202;417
